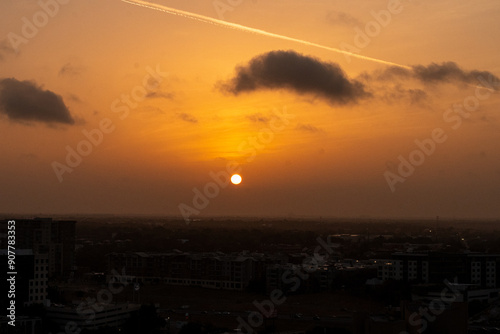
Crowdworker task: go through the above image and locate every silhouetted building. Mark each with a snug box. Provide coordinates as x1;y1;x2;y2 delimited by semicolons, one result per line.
0;249;48;308
0;218;76;278
378;252;500;289
0;316;42;334
266;263;334;293
46;303;140;331
401;300;468;334
1;249;32;310
365;315;406;334
107;251;267;290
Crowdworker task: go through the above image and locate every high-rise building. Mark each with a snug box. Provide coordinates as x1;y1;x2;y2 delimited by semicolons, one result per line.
1;217;75;310
0;249;48;308
0;218;76;278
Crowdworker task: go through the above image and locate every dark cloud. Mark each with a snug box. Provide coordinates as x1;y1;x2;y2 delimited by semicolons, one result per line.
326;11;361;26
177;112;197;124
0;78;75;124
220;50;369;105
412;62;497;84
376;62;500;88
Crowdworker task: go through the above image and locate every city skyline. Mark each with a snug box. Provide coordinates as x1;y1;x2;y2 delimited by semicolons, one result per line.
1;0;500;218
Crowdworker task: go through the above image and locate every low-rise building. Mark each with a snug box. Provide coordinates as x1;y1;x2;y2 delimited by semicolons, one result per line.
0;316;42;334
265;263;334;293
45;303;140;331
107;251;272;291
377;251;500;289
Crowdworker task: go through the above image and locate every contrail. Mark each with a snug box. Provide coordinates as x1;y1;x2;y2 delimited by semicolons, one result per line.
121;0;411;69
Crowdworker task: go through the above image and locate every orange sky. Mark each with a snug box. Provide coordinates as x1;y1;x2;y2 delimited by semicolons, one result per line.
1;0;500;219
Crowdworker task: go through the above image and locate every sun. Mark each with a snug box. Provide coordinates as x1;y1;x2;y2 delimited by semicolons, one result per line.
230;174;242;185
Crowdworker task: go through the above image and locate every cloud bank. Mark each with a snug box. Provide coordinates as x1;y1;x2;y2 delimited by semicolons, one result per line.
221;52;499;110
0;78;74;124
220;50;369;105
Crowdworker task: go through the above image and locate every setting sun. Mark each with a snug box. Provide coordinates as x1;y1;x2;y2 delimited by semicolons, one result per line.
231;174;242;185
1;0;499;219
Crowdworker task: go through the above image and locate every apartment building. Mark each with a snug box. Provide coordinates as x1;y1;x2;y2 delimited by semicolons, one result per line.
265;263;334;293
107;251;264;290
1;218;76;278
0;249;49;307
377;252;500;289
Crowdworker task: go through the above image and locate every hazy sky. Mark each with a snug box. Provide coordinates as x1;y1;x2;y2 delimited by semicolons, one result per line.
1;0;500;219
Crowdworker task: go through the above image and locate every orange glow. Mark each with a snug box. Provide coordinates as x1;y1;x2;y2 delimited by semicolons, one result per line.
1;1;499;217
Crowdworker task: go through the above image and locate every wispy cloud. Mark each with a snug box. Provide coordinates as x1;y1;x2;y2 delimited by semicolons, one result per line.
59;62;85;77
296;123;324;133
0;39;16;61
146;91;174;100
380;85;428;106
177;112;198;123
326;11;361;26
247;113;270;124
374;61;500;88
67;93;82;103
